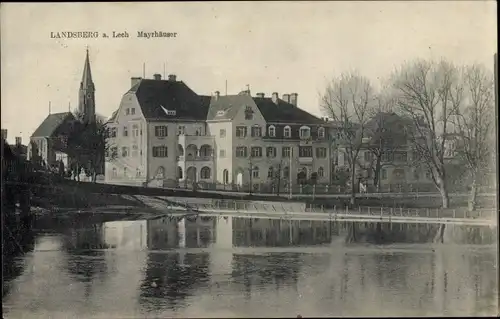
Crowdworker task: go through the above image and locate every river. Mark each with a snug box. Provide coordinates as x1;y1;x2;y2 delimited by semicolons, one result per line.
2;212;498;318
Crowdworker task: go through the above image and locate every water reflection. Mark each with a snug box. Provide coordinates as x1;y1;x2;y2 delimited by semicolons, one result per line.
2;214;498;317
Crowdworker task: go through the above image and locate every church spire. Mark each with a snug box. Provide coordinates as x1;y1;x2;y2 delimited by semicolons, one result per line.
81;46;93;88
78;47;96;123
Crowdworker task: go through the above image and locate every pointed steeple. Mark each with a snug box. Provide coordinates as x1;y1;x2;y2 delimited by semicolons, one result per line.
78;47;96;123
81;47;93;88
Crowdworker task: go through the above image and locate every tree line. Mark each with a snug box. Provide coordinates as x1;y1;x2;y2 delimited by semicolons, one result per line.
321;58;496;210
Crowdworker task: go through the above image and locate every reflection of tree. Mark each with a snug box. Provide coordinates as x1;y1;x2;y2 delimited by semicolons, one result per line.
231;254;301;293
139;252;210;312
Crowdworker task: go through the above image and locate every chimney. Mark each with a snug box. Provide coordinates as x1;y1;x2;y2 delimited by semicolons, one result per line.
168;74;177;82
214;91;220;100
282;94;290;103
290;93;298;106
131;77;142;88
153;73;162;81
1;129;7;140
272;92;279;104
256;93;265;98
15;136;22;145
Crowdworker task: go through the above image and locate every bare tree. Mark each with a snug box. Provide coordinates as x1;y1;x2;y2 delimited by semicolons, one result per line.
321;72;375;205
65;110;117;182
390;59;461;208
450;64;495;211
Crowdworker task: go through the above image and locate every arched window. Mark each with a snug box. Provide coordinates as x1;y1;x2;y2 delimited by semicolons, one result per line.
156;166;165;179
318;127;325;139
267;167;274;178
268;125;276;137
112;167;117;177
223;169;229;184
136;168;141;177
177;166;183;179
200;166;211;179
123;167;128;177
318;167;324;177
284;126;291;138
252;166;259;178
178;144;184;156
299;126;311;139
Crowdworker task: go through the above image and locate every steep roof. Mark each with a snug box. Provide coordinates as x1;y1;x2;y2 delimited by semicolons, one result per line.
31;112;76;138
130;79;210;121
252;97;323;124
81;49;93;88
206;95;255;121
206;94;323;124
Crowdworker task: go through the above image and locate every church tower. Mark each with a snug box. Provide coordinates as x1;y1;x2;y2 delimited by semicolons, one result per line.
78;48;96;123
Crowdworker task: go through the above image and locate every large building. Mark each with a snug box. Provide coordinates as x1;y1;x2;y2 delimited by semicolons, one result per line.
28;49;97;170
104;74;332;191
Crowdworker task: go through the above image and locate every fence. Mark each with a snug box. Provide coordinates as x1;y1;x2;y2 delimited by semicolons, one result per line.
168;199;497;221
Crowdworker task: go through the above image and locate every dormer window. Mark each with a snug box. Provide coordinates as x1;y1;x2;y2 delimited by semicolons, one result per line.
318;127;325;139
299;126;311;139
284;126;291;138
216;110;226;116
268;125;276;137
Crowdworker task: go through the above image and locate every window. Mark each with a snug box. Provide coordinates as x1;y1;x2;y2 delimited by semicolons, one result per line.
178;126;185;136
318;167;324;177
152;146;168;157
299;126;311;139
282;146;291;158
315;147;327;158
121;147;129;157
136;168;141;177
236;146;248;157
426;170;432;179
394;151;407;162
200;166;211;179
268;167;274;178
266;147;277;158
177;167;183;179
381;152;393;162
126;108;130;115
299;146;313;157
284;126;291;138
251;146;262;158
131;108;136;115
132;145;138;157
110;147;118;158
318;127;325;139
252;166;259;178
251;126;262;137
112;167;117;177
110;127;117;138
123;126;128;137
381;168;387;180
244;106;254;120
123;167;128;177
236;126;247;137
283;166;290;179
155;126;167;137
132;124;139;137
364;151;372;162
219;149;226;158
223;169;229;184
220;129;226;138
268;125;276;137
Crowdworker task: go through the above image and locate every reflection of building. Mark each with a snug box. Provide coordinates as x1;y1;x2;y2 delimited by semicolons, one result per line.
105;74;332;189
103;220;147;250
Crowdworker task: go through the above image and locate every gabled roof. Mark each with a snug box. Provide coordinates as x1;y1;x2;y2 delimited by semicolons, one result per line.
206;95;256;121
252;97;323;124
31;112;76;138
130;79;210;121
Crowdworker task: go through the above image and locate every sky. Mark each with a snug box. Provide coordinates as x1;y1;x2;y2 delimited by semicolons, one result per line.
1;1;497;144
